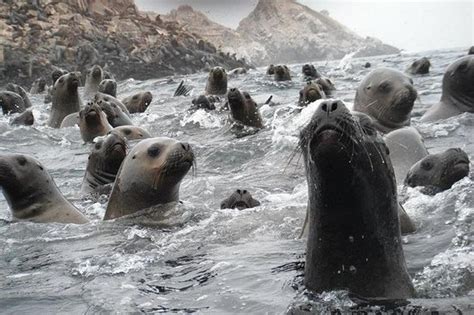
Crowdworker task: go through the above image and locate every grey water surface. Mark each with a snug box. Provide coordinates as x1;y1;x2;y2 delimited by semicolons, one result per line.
0;48;472;313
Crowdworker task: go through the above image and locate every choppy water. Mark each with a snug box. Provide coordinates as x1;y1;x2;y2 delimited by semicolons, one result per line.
0;48;473;314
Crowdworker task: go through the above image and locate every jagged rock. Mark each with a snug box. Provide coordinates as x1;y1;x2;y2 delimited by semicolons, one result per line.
164;0;399;65
0;0;248;87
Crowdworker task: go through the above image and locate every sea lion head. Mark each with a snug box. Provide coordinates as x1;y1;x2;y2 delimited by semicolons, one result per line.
405;148;470;192
55;72;81;91
354;68;418;132
440;55;474;111
220;189;261;210
98;79;117;97
103;137;195;220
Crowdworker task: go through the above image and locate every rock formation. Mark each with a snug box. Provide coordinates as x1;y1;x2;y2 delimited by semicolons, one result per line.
0;0;248;87
164;0;400;65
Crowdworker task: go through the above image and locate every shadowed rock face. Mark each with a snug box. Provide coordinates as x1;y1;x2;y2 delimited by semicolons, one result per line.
164;0;399;65
0;0;249;87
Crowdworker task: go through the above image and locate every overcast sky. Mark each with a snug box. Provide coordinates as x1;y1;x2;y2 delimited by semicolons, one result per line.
135;0;473;52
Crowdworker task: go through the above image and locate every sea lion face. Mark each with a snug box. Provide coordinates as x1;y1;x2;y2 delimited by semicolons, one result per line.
126;91;153;113
55;72;80;91
111;126;151;140
300;82;325;105
98;79;117;97
355;68;417;132
79;103;111;142
220;189;261;210
80;103;106;126
51;69;68;85
302;64;319;78
206;67;228;95
405;148;470;191
0;154;52;217
210;67;226;80
266;64;275;75
300;100;413;298
104;137;194;220
90;132;127;178
274;65;291;81
441;56;474;110
227;88;245;106
89;65;103;80
0;91;25;114
408;57;430;75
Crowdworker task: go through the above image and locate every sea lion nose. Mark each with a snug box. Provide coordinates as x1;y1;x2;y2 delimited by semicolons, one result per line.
321;100;340;113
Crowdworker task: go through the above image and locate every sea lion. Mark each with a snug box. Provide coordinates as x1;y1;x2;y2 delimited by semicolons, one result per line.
96;99;133;127
354;68;417;133
111;126;151;140
220;189;261;210
298;81;326;106
300;99;414;299
79;103;112;143
174;80;193;97
302;64;320;80
103;137;194;220
227;88;264;128
468;46;474;55
0;154;89;224
191;95;217;110
94;92;130;116
273;65;291;81
384;127;429;184
122;91;153;114
30;77;46;94
81;131;127;195
315;77;335;96
44;69;68;104
6;83;32;108
48;72;82;128
84;64;104;99
98;79;117;97
0;91;26;115
266;64;275;75
407;57;430;75
205;66;228;95
10;110;34;126
421;56;474;122
405;148;470;195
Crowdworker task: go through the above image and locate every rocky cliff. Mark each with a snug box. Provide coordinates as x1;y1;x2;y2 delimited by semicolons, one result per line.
0;0;248;87
165;0;399;65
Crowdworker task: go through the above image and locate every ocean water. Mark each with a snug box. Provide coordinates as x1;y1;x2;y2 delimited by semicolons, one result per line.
0;48;472;313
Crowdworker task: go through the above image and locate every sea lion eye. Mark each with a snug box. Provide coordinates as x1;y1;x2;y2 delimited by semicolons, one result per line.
58;78;64;84
421;160;433;171
95;142;102;150
147;146;161;158
458;62;469;72
132;95;138;100
17;157;27;166
378;81;391;92
123;128;131;135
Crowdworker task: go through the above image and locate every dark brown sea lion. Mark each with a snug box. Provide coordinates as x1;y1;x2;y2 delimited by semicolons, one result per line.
0;91;26;115
48;72;82;128
298;81;326;106
98;79;117;97
421;55;474;122
191;95;218;110
227;88;264;128
0;154;89;224
10;110;34;126
266;64;275;75
406;57;431;75
81;131;127;195
111;126;151;140
220;189;261;210
468;46;474;55
300;99;414;299
103;137;194;220
302;64;320;80
354;68;417;133
405;148;470;195
205;66;228;95
6;83;32;108
274;65;291;81
122;91;153;114
79;103;112;143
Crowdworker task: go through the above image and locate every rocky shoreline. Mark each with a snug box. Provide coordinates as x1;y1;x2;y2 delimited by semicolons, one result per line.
0;0;249;88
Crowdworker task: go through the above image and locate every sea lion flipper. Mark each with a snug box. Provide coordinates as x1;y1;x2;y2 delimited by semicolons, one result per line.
173;80;192;97
398;203;416;234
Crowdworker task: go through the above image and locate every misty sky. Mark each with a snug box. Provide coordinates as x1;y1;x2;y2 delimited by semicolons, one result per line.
135;0;473;52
